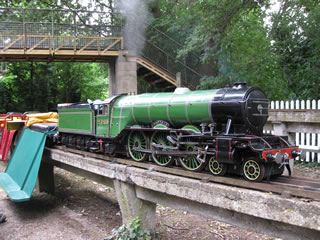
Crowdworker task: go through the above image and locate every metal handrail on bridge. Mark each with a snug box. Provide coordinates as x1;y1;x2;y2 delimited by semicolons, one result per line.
142;39;202;89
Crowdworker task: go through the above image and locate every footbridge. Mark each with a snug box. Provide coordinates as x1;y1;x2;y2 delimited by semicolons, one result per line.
0;8;202;93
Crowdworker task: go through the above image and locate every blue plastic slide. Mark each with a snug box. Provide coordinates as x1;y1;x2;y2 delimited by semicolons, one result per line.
0;128;50;202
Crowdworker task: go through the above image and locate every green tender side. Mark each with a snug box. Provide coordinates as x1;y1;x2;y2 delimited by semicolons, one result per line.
109;89;218;137
58;107;94;134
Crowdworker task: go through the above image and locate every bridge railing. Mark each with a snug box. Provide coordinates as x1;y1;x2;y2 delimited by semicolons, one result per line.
0;8;124;54
142;39;201;89
265;99;320;164
0;8;123;37
143;26;202;89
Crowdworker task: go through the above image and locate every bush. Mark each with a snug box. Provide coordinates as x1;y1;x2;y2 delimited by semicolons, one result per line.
106;217;159;240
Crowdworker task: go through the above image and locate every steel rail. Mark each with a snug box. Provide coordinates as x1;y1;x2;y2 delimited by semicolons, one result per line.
50;145;320;201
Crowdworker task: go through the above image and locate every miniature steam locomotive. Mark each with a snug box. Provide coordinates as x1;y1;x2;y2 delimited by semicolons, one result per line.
56;83;299;181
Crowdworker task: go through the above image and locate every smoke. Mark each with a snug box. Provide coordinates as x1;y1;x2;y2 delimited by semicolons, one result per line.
117;0;149;56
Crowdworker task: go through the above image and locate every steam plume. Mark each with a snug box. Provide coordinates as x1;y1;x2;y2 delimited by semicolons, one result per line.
117;0;149;56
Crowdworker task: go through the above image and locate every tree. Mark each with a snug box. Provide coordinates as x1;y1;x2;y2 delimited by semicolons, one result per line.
151;0;287;98
216;7;286;99
270;0;320;99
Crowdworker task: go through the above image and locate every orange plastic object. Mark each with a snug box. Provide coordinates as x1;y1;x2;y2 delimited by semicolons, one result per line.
25;112;58;127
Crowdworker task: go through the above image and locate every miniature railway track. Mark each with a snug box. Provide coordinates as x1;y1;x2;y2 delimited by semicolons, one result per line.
50;146;320;201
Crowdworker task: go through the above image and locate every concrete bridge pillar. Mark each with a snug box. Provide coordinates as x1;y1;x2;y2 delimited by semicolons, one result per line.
272;122;295;143
39;153;157;232
37;156;55;195
109;51;137;96
113;179;156;231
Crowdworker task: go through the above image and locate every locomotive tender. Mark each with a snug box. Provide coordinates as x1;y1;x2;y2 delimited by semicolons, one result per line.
57;83;299;181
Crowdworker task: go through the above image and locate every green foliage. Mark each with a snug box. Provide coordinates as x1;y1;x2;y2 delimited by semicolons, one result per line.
198;75;229;90
52;62;108;104
1;62;108;113
271;0;320;99
218;8;287;99
152;0;287;97
294;160;320;168
109;217;158;240
0;76;11;112
151;0;320;100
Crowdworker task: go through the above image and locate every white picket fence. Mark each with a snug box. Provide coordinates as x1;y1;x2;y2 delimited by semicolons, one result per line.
264;100;320;163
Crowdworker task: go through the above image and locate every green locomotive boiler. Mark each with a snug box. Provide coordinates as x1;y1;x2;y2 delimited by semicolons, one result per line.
57;83;299;181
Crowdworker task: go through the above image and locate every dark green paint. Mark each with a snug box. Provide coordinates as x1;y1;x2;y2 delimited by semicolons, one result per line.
58;109;94;134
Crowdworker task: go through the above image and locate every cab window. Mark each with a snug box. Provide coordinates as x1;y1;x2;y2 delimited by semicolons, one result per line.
95;104;108;115
103;105;109;115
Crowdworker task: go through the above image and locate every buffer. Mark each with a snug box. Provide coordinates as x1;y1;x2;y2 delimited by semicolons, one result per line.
0;127;56;202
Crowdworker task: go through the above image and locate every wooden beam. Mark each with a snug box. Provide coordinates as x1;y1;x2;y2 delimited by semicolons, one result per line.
1;36;23;52
27;37;48;52
78;39;96;53
120;37;124;50
136;57;177;86
54;37;73;52
102;39;121;53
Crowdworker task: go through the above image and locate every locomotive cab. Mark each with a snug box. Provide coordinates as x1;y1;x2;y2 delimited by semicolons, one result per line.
92;100;110;137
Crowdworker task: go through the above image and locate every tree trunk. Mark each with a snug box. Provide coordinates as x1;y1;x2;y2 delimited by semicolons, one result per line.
199;38;219;77
30;62;35;110
149;0;161;18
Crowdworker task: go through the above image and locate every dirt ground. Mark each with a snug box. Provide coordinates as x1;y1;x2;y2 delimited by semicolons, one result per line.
0;162;319;240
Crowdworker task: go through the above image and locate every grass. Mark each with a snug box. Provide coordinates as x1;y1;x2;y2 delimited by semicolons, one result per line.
294;160;320;169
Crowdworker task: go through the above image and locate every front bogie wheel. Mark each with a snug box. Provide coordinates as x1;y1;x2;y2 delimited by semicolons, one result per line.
242;158;265;182
128;131;148;162
208;157;228;176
